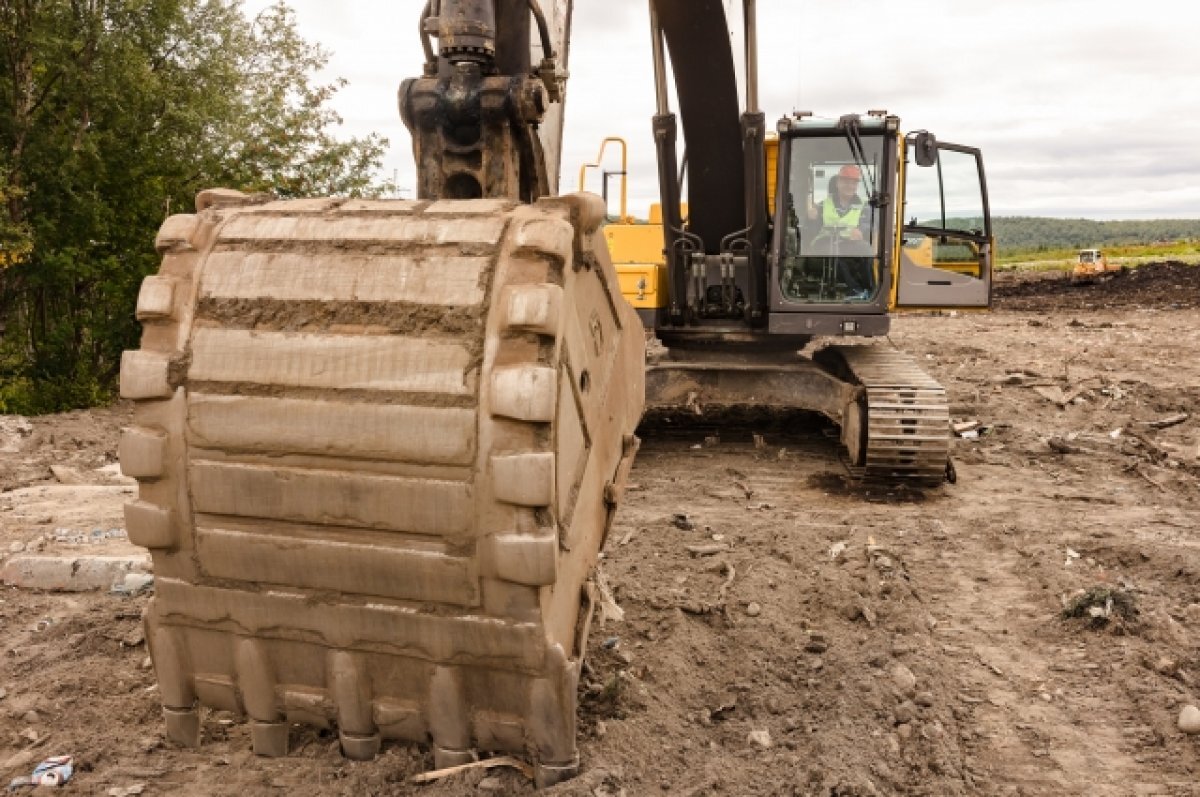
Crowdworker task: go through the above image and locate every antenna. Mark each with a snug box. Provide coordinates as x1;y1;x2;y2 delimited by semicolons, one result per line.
794;5;803;111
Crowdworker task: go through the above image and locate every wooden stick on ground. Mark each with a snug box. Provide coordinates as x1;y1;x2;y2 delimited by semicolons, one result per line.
411;756;533;784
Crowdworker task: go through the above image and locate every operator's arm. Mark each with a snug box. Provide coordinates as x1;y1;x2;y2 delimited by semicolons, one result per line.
856;206;874;243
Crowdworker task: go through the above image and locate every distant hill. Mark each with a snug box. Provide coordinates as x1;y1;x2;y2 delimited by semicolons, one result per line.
993;217;1200;253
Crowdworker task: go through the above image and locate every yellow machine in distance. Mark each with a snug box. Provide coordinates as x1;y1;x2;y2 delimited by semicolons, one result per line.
1072;248;1121;283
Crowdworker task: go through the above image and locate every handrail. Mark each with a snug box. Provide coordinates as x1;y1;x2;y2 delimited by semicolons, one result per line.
577;136;630;222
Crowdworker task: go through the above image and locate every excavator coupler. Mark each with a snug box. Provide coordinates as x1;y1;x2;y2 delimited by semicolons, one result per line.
119;190;644;786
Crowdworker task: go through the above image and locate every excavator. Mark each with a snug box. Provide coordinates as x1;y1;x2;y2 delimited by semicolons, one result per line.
118;0;992;787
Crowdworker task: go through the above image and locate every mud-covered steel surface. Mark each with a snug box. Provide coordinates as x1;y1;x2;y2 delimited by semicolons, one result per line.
644;358;857;422
643;343;951;486
116;191;645;784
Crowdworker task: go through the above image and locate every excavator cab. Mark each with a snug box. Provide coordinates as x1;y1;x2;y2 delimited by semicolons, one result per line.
770;114;993;327
774;116;896;309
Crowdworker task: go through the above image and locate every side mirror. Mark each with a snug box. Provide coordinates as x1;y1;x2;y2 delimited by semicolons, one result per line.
910;131;937;167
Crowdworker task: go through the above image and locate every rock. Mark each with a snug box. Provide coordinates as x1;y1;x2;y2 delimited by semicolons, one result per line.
1153;656;1177;676
2;554;151;592
747;729;772;749
108;785;148;797
891;663;917;697
893;700;917;725
22;709;39;724
1179;705;1200;734
804;634;828;654
595;720;607;738
112;572;155;596
478;775;506;792
49;464;87;485
671;514;694;531
915;691;935;708
9;541;25;554
746;602;762;617
1183;603;1200;626
896;723;914;741
3;749;35;770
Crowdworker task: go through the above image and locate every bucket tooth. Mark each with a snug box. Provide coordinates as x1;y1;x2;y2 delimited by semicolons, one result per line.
135;276;177;321
163;707;201;748
249;722;290;758
504;283;563;334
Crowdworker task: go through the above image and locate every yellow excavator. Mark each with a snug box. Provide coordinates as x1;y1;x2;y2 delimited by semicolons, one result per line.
587;115;993;484
119;0;992;786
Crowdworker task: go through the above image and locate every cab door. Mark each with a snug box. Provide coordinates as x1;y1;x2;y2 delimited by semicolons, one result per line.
894;142;992;308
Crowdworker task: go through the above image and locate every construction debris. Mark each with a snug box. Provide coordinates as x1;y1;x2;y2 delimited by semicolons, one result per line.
410;756;533;784
1140;412;1189;430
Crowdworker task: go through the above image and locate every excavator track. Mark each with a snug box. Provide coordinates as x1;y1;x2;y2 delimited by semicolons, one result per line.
819;344;951;486
119;189;644;786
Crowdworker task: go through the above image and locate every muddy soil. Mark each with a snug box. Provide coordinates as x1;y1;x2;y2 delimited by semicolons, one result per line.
994;260;1200;312
1;262;1198;796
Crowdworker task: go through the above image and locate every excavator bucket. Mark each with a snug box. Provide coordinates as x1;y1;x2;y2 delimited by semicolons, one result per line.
119;189;644;786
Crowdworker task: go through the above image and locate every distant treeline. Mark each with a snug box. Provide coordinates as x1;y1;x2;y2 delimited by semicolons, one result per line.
993;217;1200;253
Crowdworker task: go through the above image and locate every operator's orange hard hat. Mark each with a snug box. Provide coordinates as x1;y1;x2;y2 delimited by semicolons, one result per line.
837;165;862;180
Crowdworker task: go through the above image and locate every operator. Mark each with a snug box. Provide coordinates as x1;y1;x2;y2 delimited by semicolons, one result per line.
807;164;874;296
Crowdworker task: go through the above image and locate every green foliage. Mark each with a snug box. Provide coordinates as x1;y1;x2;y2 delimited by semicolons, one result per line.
994;217;1200;257
0;168;32;268
1062;585;1138;632
0;0;389;413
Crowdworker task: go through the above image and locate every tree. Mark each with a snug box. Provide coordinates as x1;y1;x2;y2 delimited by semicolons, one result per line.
0;0;388;413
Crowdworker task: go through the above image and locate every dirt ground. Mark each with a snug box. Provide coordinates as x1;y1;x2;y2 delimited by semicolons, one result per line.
2;262;1198;796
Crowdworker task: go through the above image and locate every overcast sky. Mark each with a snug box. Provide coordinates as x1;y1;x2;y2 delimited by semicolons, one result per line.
242;0;1199;220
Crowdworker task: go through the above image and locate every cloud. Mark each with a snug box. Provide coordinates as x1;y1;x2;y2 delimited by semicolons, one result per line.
244;0;1200;219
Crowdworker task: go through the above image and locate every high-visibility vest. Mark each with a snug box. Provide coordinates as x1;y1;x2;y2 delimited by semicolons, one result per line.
821;197;863;237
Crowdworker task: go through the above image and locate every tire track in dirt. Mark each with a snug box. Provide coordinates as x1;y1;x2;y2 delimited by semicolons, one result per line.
919;506;1144;796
